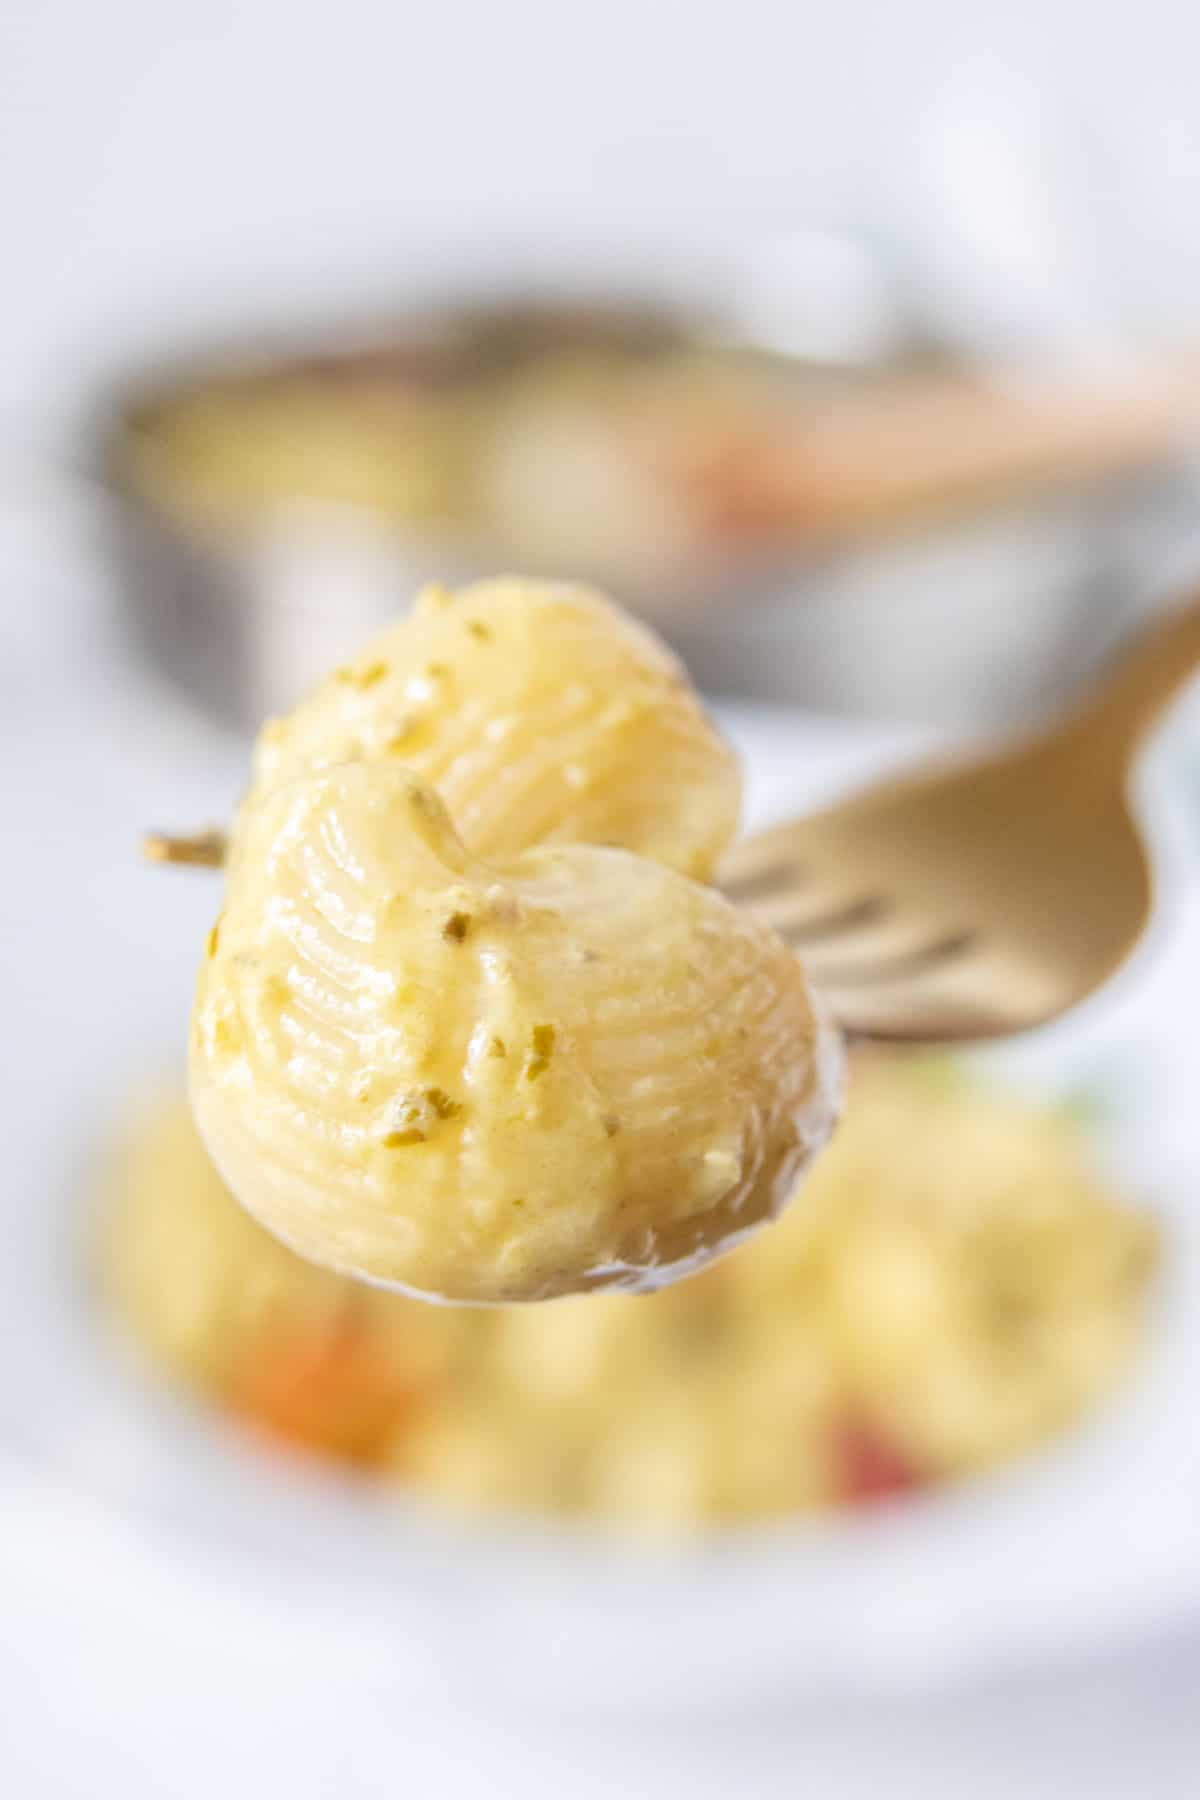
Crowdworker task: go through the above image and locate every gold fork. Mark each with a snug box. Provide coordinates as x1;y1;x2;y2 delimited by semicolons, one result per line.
146;591;1200;1045
720;590;1200;1040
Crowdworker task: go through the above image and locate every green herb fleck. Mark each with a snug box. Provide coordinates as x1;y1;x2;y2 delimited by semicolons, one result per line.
426;1087;462;1120
1057;1083;1112;1127
337;660;389;689
524;1023;556;1081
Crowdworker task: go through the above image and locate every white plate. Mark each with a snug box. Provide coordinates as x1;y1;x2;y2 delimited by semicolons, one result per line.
3;641;1200;1713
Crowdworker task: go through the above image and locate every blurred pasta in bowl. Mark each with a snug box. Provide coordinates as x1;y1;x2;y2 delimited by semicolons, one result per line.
100;1052;1156;1535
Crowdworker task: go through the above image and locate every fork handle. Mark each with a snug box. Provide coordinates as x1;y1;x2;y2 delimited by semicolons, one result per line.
1066;588;1200;761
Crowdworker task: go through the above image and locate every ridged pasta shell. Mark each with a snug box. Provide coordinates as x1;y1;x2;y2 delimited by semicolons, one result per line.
249;577;740;881
191;764;840;1303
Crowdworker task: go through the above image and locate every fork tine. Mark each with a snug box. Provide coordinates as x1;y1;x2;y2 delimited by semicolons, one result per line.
825;940;1063;1042
830;990;1011;1043
719;832;809;900
721;862;809;902
752;892;890;945
810;929;977;988
142;828;228;869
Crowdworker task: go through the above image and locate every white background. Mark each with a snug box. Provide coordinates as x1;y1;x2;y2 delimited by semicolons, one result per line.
5;0;1200;449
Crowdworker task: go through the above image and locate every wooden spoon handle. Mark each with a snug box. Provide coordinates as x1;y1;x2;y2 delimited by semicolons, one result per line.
683;354;1200;542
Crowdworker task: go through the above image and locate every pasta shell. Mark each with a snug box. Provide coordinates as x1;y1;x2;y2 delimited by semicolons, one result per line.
191;764;840;1303
249;576;740;881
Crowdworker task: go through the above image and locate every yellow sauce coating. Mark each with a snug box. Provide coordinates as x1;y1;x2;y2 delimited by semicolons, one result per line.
104;1058;1157;1530
191;764;837;1302
248;577;741;881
